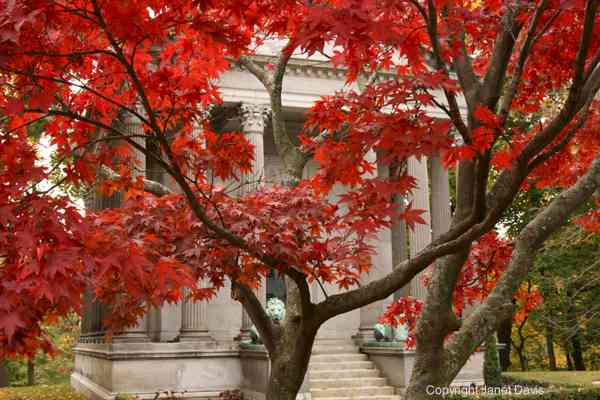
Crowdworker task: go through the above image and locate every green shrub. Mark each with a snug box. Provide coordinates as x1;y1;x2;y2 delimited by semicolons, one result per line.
501;373;553;388
5;315;79;387
484;334;502;387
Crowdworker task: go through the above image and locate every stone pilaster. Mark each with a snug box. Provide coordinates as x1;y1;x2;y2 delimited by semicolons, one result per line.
238;103;269;341
407;156;432;300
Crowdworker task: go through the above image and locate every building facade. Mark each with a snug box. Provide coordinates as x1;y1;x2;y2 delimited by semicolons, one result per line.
71;41;483;400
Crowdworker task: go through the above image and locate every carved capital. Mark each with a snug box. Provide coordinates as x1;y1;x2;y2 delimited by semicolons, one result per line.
240;103;270;133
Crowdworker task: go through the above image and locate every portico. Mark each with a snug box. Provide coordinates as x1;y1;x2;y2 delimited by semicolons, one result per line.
72;42;481;400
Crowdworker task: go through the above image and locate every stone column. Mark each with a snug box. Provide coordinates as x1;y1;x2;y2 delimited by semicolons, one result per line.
386;160;410;301
179;117;214;342
112;316;150;343
239;103;268;191
356;150;394;342
429;156;451;239
180;288;212;342
238;103;269;341
113;110;150;343
407;156;432;300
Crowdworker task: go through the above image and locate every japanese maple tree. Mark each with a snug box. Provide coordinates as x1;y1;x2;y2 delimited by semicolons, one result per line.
2;1;600;400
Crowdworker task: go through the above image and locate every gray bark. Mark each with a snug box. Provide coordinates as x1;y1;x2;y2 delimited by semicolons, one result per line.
266;278;318;400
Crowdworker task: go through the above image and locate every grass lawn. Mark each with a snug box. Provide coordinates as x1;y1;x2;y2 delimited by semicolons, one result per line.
0;384;85;400
504;371;600;387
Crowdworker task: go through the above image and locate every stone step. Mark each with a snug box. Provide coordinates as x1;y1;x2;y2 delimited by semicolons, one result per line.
310;369;380;379
310;361;375;371
313;339;356;346
311;386;396;398
311;377;388;389
311;353;368;362
312;345;360;354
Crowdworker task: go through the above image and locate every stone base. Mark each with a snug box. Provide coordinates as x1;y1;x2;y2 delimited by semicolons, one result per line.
71;372;224;400
361;345;484;391
73;342;312;400
72;342;241;400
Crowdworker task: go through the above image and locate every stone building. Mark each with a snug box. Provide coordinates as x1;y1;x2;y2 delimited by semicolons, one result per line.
71;41;483;400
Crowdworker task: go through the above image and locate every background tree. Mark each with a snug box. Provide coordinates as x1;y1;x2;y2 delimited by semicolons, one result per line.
4;315;80;387
3;2;600;400
0;361;7;388
529;224;600;370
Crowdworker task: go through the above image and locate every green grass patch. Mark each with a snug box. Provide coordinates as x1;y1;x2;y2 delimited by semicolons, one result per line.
0;384;85;400
504;371;600;387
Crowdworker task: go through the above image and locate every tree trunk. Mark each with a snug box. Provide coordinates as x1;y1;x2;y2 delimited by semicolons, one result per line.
564;287;585;370
512;340;528;371
545;328;557;371
483;335;502;387
264;275;318;400
515;316;528;371
0;360;8;387
497;314;513;371
267;350;311;400
571;334;586;371
517;347;527;371
265;327;317;398
27;360;34;386
404;251;469;400
564;342;574;370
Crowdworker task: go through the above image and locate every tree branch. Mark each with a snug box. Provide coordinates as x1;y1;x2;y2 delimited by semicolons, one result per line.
234;49;308;182
527;97;594;172
90;0;163;136
98;165;172;197
498;0;549;126
232;281;277;352
480;2;524;109
423;0;470;140
570;0;600;97
234;55;273;91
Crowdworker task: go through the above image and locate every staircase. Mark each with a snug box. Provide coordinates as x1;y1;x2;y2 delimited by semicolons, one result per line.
309;340;401;400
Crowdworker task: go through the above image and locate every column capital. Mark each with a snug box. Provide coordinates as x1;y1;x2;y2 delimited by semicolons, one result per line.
240;103;270;133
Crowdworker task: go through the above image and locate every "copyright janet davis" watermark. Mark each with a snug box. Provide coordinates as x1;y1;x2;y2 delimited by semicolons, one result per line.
426;385;545;397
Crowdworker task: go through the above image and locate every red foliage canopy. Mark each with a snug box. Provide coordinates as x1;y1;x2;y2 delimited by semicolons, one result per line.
1;0;599;357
